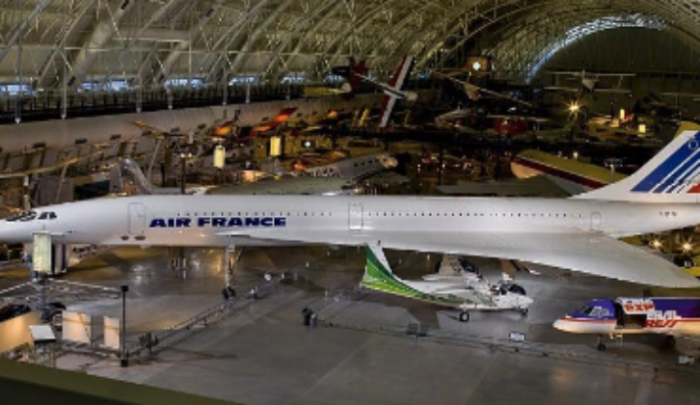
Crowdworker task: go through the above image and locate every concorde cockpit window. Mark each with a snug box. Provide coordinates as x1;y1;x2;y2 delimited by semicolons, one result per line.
6;210;38;222
508;284;527;296
37;212;57;220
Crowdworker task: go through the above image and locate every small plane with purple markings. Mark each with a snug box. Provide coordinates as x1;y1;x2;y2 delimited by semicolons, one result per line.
554;297;700;351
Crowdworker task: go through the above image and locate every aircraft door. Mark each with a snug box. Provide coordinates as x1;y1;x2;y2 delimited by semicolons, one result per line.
129;203;147;235
590;212;602;231
349;203;363;231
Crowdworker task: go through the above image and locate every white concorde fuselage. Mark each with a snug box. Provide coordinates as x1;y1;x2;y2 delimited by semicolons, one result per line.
0;195;698;247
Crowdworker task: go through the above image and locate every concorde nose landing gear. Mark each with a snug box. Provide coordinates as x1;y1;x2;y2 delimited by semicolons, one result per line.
459;311;470;323
221;244;243;301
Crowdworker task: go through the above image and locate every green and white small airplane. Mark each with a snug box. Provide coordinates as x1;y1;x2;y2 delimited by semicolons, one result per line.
361;243;534;322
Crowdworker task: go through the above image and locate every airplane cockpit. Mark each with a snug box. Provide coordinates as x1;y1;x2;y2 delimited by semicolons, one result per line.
492;282;527;296
5;211;57;222
565;299;617;320
458;257;479;276
5;210;38;222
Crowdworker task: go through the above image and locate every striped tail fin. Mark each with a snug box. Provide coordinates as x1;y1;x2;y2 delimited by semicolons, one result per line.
362;244;421;298
379;56;415;128
575;131;700;203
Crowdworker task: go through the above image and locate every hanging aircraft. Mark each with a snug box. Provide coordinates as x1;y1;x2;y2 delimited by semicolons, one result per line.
305;57;417;129
4;132;700;288
433;71;535;109
304;58;369;98
108;152;399;197
440;123;700;199
362;244;533;322
136;107;298;145
355;57;417;128
545;70;635;94
553;297;700;351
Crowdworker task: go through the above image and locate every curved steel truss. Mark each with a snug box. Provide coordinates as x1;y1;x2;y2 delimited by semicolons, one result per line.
1;0;700;90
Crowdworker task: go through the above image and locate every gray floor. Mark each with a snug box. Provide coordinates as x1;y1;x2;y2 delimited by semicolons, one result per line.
2;246;700;405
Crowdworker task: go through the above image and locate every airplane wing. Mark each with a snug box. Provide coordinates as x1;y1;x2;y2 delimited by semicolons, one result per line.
0;147;108;180
590;73;636;78
219;229;699;288
543;86;580;93
428;286;494;307
436;175;578;197
358;56;415;128
593;88;632;94
133;120;166;137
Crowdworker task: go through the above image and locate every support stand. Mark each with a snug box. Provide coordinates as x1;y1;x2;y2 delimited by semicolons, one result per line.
222;244;242;300
168;247;189;271
120;285;129;367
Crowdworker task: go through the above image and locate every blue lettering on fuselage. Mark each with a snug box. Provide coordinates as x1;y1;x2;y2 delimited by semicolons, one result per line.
149;217;286;229
150;218;192;228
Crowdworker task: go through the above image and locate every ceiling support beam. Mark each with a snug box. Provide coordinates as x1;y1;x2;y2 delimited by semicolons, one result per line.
64;0;134;88
149;0;226;87
202;0;274;83
0;0;53;66
35;0;93;89
227;0;294;78
263;0;339;79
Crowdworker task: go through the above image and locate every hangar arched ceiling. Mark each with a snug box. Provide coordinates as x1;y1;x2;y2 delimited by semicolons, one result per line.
1;0;700;91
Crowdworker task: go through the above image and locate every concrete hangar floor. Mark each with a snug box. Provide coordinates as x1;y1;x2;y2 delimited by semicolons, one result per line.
1;244;699;405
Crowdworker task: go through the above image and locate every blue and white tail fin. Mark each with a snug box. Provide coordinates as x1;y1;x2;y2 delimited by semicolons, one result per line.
575;131;700;203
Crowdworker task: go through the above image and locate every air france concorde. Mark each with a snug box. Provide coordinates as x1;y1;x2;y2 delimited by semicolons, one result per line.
4;132;700;288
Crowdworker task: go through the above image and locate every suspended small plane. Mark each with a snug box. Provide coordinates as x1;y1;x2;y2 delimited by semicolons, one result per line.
304;58;368;98
545;70;635;94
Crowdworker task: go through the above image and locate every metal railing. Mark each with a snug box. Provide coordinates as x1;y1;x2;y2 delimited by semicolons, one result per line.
127;274;285;358
313;293;700;379
0;79;437;125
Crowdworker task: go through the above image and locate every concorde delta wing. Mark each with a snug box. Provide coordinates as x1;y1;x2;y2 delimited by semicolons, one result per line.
218;229;699;288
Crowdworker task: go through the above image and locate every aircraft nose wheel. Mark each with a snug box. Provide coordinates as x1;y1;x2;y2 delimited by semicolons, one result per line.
520;308;529;316
459;311;470;322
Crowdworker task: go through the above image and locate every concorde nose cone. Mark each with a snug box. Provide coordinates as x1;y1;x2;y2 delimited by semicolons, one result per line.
552;318;575;333
0;219;17;242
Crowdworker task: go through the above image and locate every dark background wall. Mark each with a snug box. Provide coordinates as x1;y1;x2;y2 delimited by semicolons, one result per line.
536;27;700;118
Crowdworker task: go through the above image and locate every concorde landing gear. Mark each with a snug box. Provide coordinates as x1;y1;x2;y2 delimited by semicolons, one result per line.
221;244;243;301
459;311;470;323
